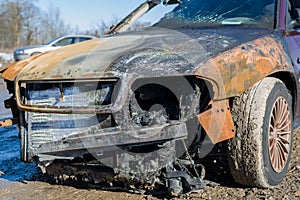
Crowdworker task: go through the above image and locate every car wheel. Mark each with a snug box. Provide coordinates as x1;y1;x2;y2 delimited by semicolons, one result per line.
227;77;293;187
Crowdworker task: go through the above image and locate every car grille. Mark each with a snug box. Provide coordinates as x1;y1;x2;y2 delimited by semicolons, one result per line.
24;80;116;150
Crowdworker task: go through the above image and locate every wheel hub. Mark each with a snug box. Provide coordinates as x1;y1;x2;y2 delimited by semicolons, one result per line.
269;97;291;173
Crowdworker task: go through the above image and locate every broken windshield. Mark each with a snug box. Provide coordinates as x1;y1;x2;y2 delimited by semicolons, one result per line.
155;0;276;29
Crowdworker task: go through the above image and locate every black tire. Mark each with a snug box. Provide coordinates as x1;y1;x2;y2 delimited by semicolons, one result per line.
227;77;293;188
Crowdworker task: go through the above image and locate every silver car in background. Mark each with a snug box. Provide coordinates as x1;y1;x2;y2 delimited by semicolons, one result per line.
13;35;96;61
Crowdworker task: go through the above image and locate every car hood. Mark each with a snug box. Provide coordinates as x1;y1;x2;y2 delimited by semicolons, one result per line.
12;27;271;81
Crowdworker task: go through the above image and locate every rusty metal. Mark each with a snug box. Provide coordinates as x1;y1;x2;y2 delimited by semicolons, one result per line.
1;39;101;82
13;35;143;81
1;61;31;81
198;99;235;144
0;119;13;127
195;36;292;100
0;118;19;127
0;64;9;74
1;52;48;81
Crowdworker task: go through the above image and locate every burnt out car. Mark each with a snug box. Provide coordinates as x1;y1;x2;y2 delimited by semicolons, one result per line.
1;0;300;195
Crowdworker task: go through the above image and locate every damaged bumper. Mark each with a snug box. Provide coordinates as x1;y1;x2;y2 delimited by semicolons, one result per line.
33;122;188;161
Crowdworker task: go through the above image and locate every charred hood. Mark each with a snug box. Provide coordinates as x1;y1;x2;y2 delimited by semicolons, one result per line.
15;27;271;81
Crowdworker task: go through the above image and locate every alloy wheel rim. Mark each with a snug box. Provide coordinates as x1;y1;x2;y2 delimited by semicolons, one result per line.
269;97;291;173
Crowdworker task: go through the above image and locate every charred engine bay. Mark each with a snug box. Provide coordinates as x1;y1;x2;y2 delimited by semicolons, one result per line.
27;76;211;196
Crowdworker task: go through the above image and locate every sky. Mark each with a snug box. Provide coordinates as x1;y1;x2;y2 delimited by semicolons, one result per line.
34;0;176;31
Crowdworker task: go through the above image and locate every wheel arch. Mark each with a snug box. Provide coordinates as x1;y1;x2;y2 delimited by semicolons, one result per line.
268;71;298;119
128;75;211;122
226;71;298;119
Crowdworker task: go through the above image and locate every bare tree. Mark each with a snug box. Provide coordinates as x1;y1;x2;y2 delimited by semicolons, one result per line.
0;0;71;50
91;18;151;37
39;4;70;43
21;0;40;46
91;17;119;36
0;0;24;49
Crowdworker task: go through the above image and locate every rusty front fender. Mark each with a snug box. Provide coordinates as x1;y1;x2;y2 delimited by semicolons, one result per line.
195;36;294;144
195;36;292;100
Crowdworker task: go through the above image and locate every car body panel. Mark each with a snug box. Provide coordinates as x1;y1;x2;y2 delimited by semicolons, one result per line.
196;34;294;99
12;29;294;100
2;39;99;81
14;28;272;81
1;52;48;81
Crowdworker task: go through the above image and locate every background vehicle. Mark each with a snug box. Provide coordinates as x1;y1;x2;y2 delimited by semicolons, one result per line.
13;35;96;61
0;0;299;196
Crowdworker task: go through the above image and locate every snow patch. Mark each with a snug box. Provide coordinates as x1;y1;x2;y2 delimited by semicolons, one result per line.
0;52;13;64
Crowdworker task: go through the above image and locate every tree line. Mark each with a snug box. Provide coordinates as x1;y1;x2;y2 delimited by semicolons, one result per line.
0;0;73;50
0;0;152;51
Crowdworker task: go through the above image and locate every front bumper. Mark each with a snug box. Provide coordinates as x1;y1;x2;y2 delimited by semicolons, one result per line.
31;122;188;162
